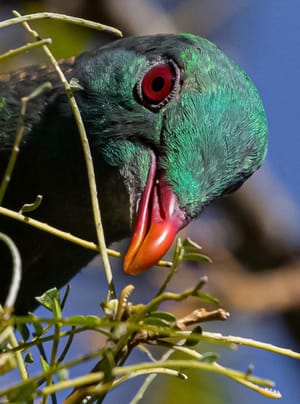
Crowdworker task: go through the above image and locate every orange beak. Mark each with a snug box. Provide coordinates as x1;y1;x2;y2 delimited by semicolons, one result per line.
124;153;188;275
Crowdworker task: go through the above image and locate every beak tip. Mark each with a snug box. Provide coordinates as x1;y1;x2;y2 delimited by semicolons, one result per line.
123;257;146;276
123;254;134;275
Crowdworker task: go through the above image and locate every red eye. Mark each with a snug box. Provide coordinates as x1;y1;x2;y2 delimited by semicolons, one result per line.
142;64;173;102
135;61;180;111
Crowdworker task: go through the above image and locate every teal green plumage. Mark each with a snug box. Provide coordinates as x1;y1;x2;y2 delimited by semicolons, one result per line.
75;34;267;215
0;33;267;312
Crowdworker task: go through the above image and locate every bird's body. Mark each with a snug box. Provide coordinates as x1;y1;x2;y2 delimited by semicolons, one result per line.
0;34;267;313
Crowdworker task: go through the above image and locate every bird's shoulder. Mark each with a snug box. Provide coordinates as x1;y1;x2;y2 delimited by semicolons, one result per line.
0;58;76;145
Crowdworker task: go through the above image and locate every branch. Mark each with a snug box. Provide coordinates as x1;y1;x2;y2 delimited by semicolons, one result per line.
0;233;21;309
0;12;122;37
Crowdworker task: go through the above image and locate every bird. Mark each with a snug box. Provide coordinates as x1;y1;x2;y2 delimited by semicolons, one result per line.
0;33;267;313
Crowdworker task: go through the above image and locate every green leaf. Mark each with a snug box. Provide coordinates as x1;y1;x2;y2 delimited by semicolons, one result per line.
182;238;203;250
144;311;177;327
196;292;220;305
148;311;177;323
144;317;173;327
24;352;34;364
40;355;50;372
199;352;219;363
35;288;61;315
183;326;203;346
181;252;212;263
181;238;212;264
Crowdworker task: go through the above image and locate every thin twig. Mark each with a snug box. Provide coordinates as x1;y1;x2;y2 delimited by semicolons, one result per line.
155;238;182;297
0;12;122;37
170;345;281;397
71;359;279;400
43;303;62;404
3;326;28;382
42;372;104;397
200;331;300;359
57;326;76;363
0;206;171;267
176;308;230;330
136;277;208;321
0;38;52;61
130;348;176;404
0;232;21;309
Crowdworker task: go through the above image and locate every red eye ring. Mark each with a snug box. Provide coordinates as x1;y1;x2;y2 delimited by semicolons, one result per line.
135;60;181;111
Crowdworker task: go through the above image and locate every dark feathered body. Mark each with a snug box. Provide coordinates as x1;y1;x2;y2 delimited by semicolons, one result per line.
0;61;130;312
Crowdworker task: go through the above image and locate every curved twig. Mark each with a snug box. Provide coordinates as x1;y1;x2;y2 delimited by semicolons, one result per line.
0;232;21;309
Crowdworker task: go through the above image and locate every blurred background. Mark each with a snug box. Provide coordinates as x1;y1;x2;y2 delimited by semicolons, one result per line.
1;0;300;403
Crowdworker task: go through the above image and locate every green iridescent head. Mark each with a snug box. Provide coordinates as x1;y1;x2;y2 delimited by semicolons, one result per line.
74;33;267;225
75;34;267;268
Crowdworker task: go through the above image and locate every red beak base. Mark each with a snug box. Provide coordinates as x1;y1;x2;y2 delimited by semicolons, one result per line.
124;153;188;275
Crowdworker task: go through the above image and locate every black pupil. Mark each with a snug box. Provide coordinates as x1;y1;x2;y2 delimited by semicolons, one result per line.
151;76;165;92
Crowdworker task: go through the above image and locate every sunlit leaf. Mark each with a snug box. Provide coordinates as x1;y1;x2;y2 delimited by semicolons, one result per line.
183;326;203;346
196;292;220;305
199;352;219;363
24;352;34;364
35;288;61;314
182;238;203;250
40;355;50;373
181;252;212;263
148;311;177;323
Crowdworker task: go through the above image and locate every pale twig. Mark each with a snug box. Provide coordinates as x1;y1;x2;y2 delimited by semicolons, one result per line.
0;232;26;384
170;345;281;398
42;372;104;397
0;38;52;61
45;356;278;402
0;205;171;268
1;325;29;382
136;277;208;321
110;360;280;399
19;194;43;214
176;308;229;329
200;331;300;360
0;233;21;309
130;348;176;404
0;12;122;37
